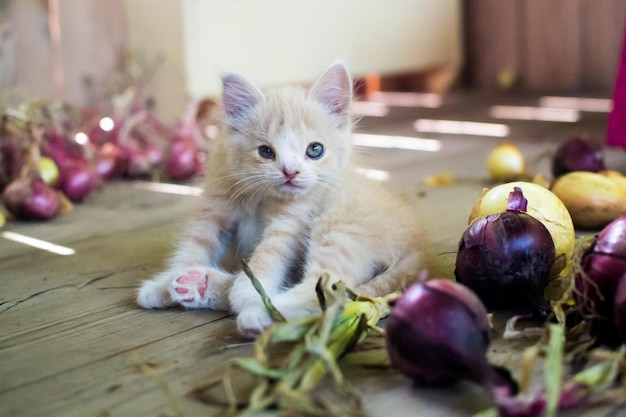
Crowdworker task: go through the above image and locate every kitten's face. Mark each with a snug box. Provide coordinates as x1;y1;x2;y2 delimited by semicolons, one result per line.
222;63;353;201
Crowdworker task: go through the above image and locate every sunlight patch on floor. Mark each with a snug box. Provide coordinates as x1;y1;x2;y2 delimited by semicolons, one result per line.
132;181;203;196
414;119;510;137
352;101;390;117
354;167;390;181
489;105;580;122
1;231;76;255
353;133;442;152
366;91;442;108
538;96;612;112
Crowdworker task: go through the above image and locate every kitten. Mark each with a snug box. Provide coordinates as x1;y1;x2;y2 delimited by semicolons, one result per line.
137;62;427;338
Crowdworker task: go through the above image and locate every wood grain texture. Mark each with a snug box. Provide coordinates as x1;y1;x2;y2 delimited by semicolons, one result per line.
1;91;623;417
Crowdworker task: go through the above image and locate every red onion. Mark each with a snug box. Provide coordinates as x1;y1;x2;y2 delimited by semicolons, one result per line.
614;275;626;342
385;279;542;416
164;138;204;181
41;133;98;202
455;187;556;313
2;176;61;221
57;161;98;202
94;142;127;180
552;136;605;178
386;278;621;417
385;279;493;386
124;138;164;177
575;216;626;345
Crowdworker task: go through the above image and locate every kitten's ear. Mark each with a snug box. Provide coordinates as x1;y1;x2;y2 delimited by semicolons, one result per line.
309;62;352;116
222;73;264;124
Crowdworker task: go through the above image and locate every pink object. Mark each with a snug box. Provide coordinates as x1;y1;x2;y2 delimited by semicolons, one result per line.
174;270;207;300
176;276;190;284
607;24;626;147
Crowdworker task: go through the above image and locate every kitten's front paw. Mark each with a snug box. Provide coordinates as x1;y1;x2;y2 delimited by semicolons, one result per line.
167;267;232;310
170;269;208;308
236;306;273;339
137;276;175;309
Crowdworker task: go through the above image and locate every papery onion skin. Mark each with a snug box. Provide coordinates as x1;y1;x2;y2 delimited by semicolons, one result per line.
575;216;626;344
385;279;492;386
552;136;605;178
457;188;556;312
2;176;61;221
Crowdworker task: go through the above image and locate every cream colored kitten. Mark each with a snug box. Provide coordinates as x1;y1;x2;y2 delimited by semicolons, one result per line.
137;62;427;338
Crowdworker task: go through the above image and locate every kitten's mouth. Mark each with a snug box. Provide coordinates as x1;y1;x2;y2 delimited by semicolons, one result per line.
280;179;304;192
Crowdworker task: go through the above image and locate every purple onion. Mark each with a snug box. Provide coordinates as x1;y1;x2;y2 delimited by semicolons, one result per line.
386;279;493;385
58;161;98;202
575;216;626;344
455;187;556;313
552;136;605;178
123;138;164;177
384;278;611;417
614;275;626;343
2;176;61;221
164;139;204;182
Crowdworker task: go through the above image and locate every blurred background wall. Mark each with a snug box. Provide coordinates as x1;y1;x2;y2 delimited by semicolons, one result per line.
0;0;462;122
0;0;624;123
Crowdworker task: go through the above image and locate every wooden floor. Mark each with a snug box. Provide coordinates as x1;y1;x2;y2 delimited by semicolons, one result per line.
1;90;625;417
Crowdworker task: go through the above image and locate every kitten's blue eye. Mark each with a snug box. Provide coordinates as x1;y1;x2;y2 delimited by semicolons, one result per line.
306;142;324;159
258;145;275;159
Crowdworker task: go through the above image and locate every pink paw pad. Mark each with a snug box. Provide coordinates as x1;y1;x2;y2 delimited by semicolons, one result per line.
174;270;208;302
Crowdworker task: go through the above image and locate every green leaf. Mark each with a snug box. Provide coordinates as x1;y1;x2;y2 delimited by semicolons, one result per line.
240;258;286;322
570;346;624;393
544;323;564;417
470;408;499;417
232;357;284;379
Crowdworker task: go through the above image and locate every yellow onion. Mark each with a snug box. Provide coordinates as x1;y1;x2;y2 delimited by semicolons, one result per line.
487;142;526;181
470;181;575;276
551;170;626;230
38;156;60;186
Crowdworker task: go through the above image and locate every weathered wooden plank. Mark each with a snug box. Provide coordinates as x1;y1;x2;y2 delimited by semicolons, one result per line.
580;0;626;90
524;0;583;91
0;181;199;260
0;314;240;417
463;0;521;89
0;215;181;308
1;92;623;417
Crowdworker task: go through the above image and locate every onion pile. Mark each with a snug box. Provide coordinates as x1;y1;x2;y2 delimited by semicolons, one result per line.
0;94;214;222
456;187;557;313
574;215;626;345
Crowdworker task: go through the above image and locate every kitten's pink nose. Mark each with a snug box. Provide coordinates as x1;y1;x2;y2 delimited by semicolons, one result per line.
282;167;300;181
